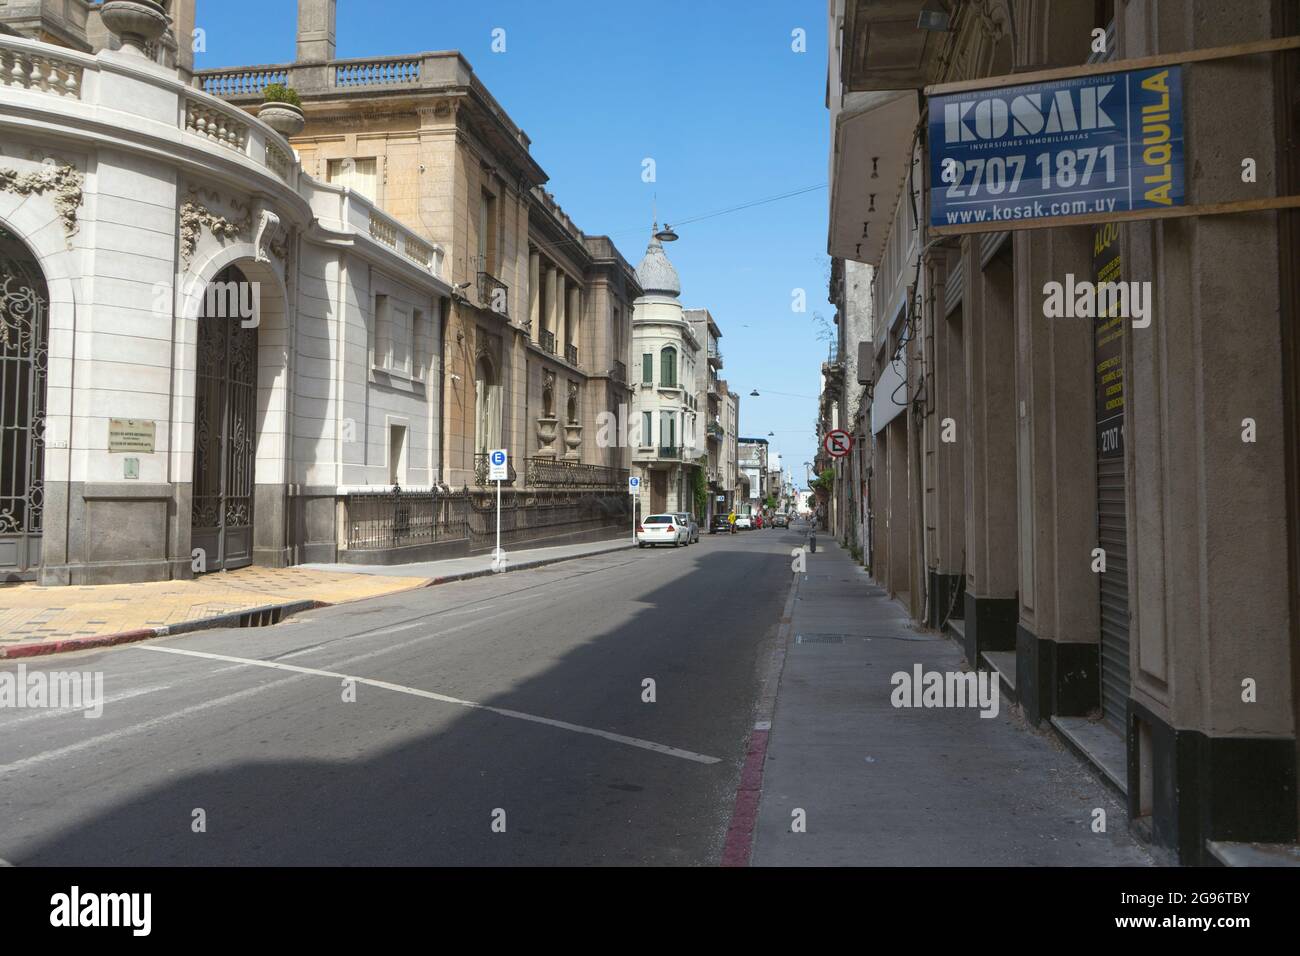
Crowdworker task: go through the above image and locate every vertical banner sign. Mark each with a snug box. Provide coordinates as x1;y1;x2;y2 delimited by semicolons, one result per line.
929;67;1184;229
1093;223;1124;458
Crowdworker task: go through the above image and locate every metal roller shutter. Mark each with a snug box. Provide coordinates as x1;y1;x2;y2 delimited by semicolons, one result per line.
1097;456;1129;730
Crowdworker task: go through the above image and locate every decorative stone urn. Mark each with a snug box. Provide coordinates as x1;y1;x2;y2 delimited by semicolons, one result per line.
258;102;306;138
100;0;170;57
563;424;582;461
535;416;559;458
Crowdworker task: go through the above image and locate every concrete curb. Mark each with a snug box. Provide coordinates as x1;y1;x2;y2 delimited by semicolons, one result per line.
0;541;638;661
421;541;637;587
720;555;802;867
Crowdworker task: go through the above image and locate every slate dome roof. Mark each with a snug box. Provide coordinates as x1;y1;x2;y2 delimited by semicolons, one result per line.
634;227;681;298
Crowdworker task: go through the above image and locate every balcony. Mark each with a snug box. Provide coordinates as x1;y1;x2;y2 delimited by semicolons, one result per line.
707;422;725;442
524;457;627;490
658;445;682;460
708;345;723;368
565;343;578;366
540;329;556;355
478;272;508;317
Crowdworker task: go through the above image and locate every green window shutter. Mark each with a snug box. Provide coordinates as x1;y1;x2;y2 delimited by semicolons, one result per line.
642;353;653;383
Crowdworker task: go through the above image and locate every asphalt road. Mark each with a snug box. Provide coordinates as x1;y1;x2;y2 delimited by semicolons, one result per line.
0;526;800;866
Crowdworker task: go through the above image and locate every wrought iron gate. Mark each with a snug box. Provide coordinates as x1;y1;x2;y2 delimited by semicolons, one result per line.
0;226;47;580
191;266;257;572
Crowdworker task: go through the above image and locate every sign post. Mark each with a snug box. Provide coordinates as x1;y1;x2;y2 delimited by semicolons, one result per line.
489;449;508;568
628;475;640;541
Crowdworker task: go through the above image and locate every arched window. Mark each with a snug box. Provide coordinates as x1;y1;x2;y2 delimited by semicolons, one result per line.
660;346;677;388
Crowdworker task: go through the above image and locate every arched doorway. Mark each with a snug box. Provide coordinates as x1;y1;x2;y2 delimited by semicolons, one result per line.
191;265;258;572
0;226;48;580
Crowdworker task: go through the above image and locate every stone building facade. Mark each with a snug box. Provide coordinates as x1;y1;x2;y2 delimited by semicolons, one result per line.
630;232;701;517
826;0;1300;863
0;7;452;584
196;0;639;546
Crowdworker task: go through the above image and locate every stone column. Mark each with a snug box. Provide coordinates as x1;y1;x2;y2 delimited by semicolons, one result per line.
528;249;540;341
567;284;581;359
962;237;1018;665
555;272;567;356
544;266;557;346
1013;226;1099;724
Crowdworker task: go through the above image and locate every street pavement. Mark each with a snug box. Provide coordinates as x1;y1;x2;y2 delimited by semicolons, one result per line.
0;522;1154;866
0;528;791;866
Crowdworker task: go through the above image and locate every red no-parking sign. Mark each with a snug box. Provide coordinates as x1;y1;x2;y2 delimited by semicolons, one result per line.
824;429;853;458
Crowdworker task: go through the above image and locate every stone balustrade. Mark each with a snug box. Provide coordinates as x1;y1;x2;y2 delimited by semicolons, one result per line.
199;66;290;98
0;44;83;98
184;98;250;152
335;58;421;88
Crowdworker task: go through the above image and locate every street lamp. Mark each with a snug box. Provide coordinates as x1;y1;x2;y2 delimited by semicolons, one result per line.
655;223;679;242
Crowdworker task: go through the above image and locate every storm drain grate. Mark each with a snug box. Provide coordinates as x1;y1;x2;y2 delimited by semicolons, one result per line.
795;632;847;644
237;606;285;628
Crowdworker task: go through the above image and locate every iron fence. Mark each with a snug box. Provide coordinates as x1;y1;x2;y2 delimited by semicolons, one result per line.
344;488;467;551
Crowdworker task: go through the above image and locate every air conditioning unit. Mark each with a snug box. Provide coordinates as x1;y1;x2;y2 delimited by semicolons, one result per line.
857;340;873;385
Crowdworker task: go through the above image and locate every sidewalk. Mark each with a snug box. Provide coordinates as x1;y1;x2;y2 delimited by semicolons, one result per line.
750;542;1153;866
0;537;634;657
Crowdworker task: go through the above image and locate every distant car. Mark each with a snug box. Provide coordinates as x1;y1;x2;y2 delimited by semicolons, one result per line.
637;513;687;548
772;513;789;528
673;513;700;543
709;514;731;534
735;514;753;529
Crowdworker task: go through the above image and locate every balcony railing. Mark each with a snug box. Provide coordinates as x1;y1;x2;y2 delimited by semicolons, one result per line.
524;458;627;490
658;445;682;460
565;343;578;366
540;330;556;355
478;272;508;317
611;360;627;383
707;422;724;441
474;453;517;487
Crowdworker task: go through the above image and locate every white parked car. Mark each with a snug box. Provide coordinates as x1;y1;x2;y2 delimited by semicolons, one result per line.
673;512;700;544
734;514;753;529
637;513;688;548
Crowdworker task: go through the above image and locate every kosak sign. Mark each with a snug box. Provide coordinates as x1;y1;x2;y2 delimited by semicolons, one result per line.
929;67;1184;229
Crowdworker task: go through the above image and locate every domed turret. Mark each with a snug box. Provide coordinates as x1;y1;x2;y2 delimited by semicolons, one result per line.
635;225;681;298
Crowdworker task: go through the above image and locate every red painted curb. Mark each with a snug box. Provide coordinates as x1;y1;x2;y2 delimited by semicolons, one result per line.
0;628;159;660
720;728;770;867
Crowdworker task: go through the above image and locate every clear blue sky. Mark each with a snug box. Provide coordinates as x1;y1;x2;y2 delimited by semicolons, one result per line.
196;0;831;482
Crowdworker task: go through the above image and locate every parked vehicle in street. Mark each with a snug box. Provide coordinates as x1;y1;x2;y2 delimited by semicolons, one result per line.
674;513;700;544
709;514;731;534
772;513;789;528
735;514;753;529
637;514;688;548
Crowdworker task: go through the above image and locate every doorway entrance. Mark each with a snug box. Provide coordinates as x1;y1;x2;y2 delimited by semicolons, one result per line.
191;265;257;572
0;226;48;580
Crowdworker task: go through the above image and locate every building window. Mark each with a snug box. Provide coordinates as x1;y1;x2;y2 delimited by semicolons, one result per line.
479;189;498;275
475;354;502;453
642;353;653;384
660;346;677;388
389;424;407;485
328;157;378;202
641;411;652;447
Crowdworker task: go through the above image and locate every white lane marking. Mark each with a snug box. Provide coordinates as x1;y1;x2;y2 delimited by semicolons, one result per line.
0;674;303;777
0;685;168;728
139;644;721;765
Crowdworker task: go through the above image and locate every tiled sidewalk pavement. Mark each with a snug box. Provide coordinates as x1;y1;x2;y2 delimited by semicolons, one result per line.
752;542;1153;866
0;566;427;647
